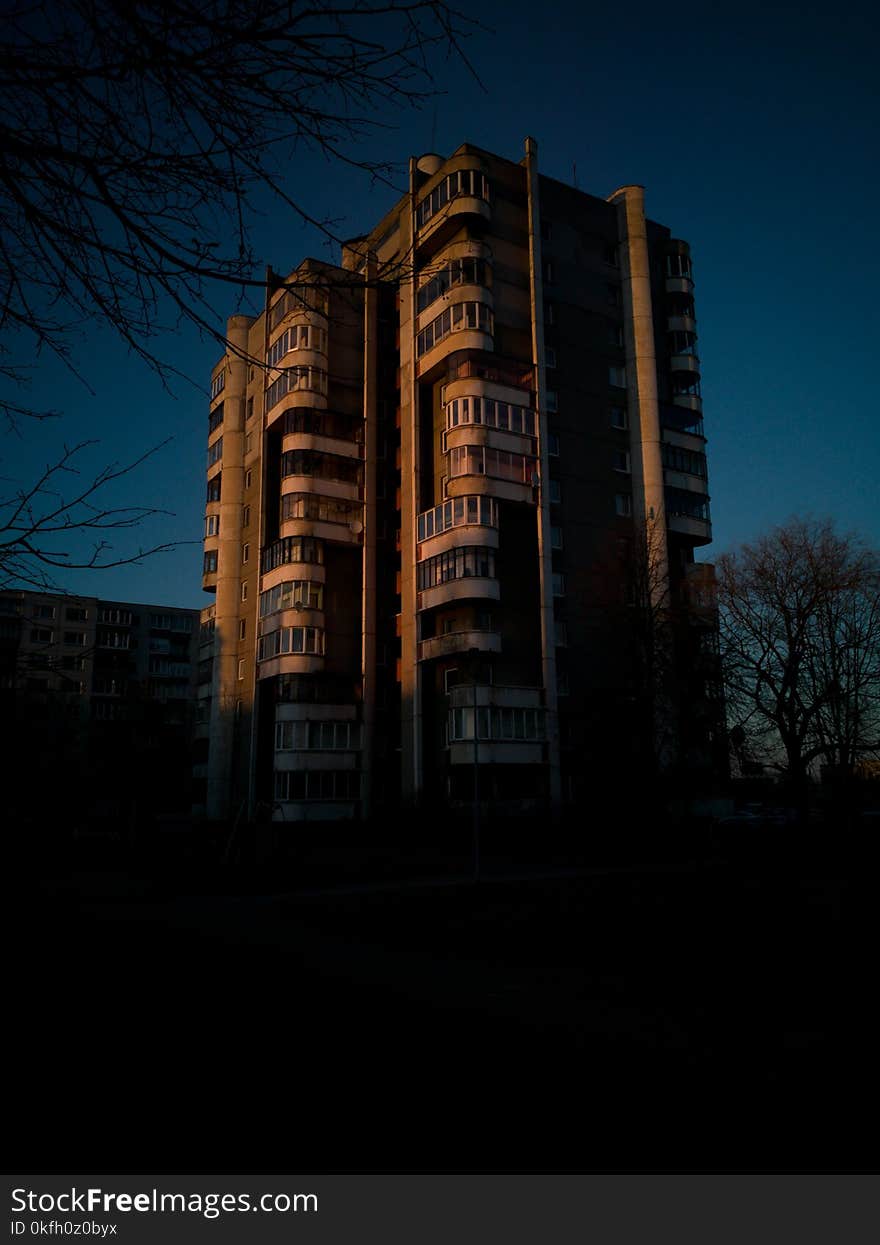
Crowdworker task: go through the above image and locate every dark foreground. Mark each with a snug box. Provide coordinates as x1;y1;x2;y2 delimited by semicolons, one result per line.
7;820;878;1172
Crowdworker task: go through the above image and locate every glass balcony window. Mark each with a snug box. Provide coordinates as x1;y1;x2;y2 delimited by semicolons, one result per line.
665;253;693;279
417;301;493;357
275;720;361;751
445;395;536;436
259;580;324;617
268;285;328;331
666;487;710;521
257;625;325;661
274;769;359;801
282;492;362;526
416;168;490;229
417;495;497;542
267;324;328;367
266;366;328;412
447;444;537;485
669;330;698;356
448;705;545;742
260;537;324;573
417;257;489;314
416;546;497;591
280;450;362;487
282;408;363;442
662;444;707;478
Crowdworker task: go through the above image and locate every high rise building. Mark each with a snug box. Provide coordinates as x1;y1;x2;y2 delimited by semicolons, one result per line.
196;138;724;824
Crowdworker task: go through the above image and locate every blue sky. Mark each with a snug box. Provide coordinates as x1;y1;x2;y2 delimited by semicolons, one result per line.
6;0;879;607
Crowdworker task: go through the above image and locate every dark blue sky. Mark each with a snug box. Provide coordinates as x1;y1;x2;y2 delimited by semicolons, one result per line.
8;0;879;607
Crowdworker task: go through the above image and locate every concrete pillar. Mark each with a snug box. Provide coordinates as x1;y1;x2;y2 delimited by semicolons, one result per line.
206;314;250;821
524;136;562;809
361;253;379;818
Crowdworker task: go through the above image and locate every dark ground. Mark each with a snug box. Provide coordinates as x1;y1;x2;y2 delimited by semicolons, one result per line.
6;819;878;1172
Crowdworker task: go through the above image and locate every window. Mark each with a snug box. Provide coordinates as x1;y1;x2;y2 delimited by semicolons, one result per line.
610;406;628;430
205;514;219;538
672;375;701;398
603;244;619;267
416;495;498;543
265;366;328;412
64;631;88;646
241;582;248;602
669;330;698;356
204;551;218;574
542;259;554;283
545;390;558;413
245;469;253;490
552;572;565;597
550;525;563;550
612;450;631;473
238;619;246;640
246;396;254;420
242;543;250;564
661;444;707;478
545;347;557;370
447;706;545;743
207;437;223;467
61;655;86;671
549;479;562;503
555;621;567;647
416;257;489;314
281;449;362;488
274;769;360;802
207;475;221;503
275;720;361;752
210;370;226;400
208;405;224;435
606;284;620;308
245;432;253;455
416;301;493;357
259;580;324;616
665;487;710;521
544;302;555;325
260;536;324;573
257;626;325;660
415;168;490;228
30;628;52;643
416;547;497;592
34;604;55;619
665;253;693;279
444;395;536;436
615;493;633;517
238;659;245;681
99;607;133;625
547;432;560;456
609;365;627;388
243;505;251;528
446;445;537;485
65;607;88;621
608;323;624;347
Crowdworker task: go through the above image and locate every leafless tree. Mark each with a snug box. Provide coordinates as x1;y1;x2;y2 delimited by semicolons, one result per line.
0;0;476;583
717;517;880;805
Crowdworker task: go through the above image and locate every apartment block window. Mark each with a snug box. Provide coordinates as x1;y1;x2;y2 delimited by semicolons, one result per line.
612;450;631;473
542;259;554;284
238;619;246;640
243;505;251;528
416;300;493;357
205;515;220;538
603;244;619;267
545;347;557;370
238;659;245;681
34;604;55;619
550;525;564;550
549;479;562;503
207;475;221;503
204;551;218;574
607;323;624;347
552;572;565;597
245;469;253;490
246;396;254;420
61;656;86;672
208;405;224;435
610;406;628;430
615;493;633;518
65;607;88;621
64;631;88;646
609;365;627;388
245;432;253;454
416;257;489;314
548;432;560;457
30;628;52;643
207;437;223;467
606;284;621;308
544;302;555;325
242;543;250;564
665;253;693;279
545;390;558;413
554;621;568;647
210;370;226;400
241;582;248;602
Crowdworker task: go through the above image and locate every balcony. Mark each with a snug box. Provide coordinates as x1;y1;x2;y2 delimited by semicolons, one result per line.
668;514;712;545
417;630;502;662
670;353;701;376
417;578;500;612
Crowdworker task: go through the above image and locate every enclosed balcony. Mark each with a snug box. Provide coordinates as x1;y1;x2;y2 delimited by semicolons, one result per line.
417;629;502;662
415;166;491;255
416;544;500;612
446;686;546;767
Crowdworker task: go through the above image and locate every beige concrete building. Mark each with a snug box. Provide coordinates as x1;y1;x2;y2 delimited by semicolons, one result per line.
196;139;724;823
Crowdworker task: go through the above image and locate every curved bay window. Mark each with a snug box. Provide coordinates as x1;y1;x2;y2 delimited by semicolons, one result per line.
417;546;496;591
266;366;328;412
281;450;363;488
445;395;536;436
416;168;490;229
281;493;362;526
417;257;489;314
668;330;698;356
260;580;324;617
268;286;328;331
417;495;497;543
275;720;361;751
257;625;325;661
260;536;324;573
267;324;328;367
282;408;363;443
417;301;492;358
665;253;693;279
671;375;701;399
665;487;710;521
447;444;537;485
448;706;545;742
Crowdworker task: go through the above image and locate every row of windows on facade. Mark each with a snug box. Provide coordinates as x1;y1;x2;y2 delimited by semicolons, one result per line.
265;366;328;413
416;301;492;358
417;546;496;591
416;169;490;229
28;627;142;648
417;257;489;314
21;604;138;625
445;396;536;437
417;495;498;543
281;450;362;488
275;720;361;752
281;492;362;527
268;285;329;333
446;444;537;485
267;323;328;368
448;706;545;743
257;626;325;661
282;407;364;443
274;769;359;802
261;536;324;573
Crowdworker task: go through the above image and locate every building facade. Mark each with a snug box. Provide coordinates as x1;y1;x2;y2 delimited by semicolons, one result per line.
197;138;725;824
1;589;199;817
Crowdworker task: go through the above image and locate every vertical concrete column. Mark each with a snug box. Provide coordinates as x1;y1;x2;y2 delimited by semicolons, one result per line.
524;136;562;809
609;185;669;603
207;314;250;821
361;253;379;819
398;160;422;806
